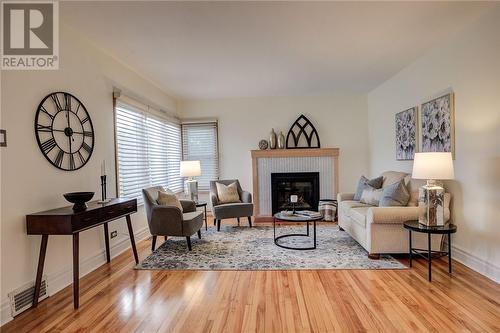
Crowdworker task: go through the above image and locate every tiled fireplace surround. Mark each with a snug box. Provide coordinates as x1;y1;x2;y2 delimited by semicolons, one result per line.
251;148;339;222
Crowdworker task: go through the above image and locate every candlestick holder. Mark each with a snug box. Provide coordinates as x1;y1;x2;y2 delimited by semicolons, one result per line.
98;175;111;204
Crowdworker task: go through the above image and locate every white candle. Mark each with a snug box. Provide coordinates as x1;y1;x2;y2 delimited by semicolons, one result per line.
101;160;106;176
290;195;298;203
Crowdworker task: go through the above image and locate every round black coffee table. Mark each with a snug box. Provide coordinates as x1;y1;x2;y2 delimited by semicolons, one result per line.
273;212;323;250
404;220;457;281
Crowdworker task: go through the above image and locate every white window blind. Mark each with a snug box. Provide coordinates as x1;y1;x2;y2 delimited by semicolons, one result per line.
115;101;182;204
181;122;219;191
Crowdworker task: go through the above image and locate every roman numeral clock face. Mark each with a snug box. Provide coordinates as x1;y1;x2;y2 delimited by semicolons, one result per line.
35;92;95;171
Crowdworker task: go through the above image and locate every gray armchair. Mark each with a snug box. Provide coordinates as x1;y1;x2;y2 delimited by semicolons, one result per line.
210;179;253;231
142;186;203;251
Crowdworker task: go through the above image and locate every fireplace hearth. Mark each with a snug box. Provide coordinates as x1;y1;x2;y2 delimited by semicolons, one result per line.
271;172;320;214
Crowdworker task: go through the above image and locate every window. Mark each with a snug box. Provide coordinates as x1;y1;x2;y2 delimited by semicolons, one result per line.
115;100;182;204
181;121;219;191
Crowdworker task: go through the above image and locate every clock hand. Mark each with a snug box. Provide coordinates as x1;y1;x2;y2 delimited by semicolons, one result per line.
67;111;72;153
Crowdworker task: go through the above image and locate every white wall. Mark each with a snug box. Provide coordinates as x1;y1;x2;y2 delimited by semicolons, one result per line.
367;9;500;282
0;25;178;324
180;94;369;196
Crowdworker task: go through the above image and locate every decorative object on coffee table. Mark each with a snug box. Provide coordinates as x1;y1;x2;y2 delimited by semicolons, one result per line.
98;160;111;203
63;192;94;211
290;195;298;214
269;128;277;149
404;220;457;281
35;92;94;171
412;152;454;226
395;107;417;160
273;212;323;250
277;131;285;149
180;160;201;202
421;92;455;156
258;139;268;150
286;114;320;149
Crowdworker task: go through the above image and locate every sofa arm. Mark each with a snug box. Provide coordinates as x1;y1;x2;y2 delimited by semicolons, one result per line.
241;190;252;203
337;193;355;202
367;206;420;224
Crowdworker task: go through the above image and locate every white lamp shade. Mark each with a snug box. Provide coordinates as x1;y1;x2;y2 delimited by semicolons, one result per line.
180;160;201;177
412;152;454;180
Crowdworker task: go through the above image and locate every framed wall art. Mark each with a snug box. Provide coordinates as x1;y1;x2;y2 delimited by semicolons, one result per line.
395;107;418;160
420;92;455;156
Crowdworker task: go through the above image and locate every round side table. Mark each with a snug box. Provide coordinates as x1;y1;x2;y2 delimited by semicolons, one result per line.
403;220;457;281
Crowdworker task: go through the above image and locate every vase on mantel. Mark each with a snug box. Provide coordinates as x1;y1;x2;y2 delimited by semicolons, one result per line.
269;128;277;149
277;131;285;149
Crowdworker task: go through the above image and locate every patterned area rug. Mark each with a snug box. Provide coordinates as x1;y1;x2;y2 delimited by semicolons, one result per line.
136;225;406;270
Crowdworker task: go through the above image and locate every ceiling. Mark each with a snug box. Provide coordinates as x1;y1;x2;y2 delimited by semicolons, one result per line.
61;1;493;100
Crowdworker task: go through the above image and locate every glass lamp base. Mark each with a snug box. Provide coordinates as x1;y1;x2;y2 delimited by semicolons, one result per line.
418;180;445;226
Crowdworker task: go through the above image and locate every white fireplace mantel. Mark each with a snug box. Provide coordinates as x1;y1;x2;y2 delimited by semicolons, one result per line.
251;148;339;222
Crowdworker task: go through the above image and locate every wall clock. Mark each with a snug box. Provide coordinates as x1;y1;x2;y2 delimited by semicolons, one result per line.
35;92;95;171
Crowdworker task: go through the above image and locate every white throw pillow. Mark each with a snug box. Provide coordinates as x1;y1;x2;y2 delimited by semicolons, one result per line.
216;182;241;204
157;191;183;212
359;187;383;206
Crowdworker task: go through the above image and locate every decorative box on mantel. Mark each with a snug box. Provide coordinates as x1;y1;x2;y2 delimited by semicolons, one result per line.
251;148;339;222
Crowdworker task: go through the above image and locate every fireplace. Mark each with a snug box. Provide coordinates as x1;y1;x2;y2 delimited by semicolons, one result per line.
271;172;320;214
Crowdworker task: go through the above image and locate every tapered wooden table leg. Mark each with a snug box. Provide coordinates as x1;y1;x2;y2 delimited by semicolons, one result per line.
103;223;111;263
33;235;48;307
126;215;139;264
73;233;79;309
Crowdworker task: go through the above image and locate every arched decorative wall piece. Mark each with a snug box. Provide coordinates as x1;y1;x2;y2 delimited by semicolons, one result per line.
285;114;321;149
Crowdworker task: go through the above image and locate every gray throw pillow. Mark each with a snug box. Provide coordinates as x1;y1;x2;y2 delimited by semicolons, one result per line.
379;180;410;207
354;176;383;201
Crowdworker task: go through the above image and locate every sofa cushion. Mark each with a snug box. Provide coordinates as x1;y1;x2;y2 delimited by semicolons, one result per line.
338;200;371;215
350;207;371;228
360;187;383;206
381;171;409;188
379;180;410;207
354;176;383;201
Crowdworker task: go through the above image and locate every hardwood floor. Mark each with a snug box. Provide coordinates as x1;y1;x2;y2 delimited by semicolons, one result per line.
2;219;499;333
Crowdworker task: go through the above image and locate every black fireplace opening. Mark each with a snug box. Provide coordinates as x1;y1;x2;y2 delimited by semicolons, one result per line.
271;172;320;214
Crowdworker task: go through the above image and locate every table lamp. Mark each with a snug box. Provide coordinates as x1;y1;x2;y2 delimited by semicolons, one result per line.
412;152;454;226
180;160;201;202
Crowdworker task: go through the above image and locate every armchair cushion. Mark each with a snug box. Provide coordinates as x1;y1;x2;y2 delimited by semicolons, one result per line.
157;191;183;212
213;202;253;219
216;182;241;204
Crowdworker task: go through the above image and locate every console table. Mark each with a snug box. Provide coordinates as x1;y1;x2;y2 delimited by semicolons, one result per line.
26;198;138;309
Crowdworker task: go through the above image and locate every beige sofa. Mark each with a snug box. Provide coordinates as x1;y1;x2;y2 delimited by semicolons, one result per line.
337;171;451;258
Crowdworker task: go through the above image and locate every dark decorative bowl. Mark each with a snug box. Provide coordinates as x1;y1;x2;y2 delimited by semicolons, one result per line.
63;192;94;211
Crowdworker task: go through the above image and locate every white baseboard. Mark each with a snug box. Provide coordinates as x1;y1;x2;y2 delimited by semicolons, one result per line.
0;227;150;327
452;245;500;283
